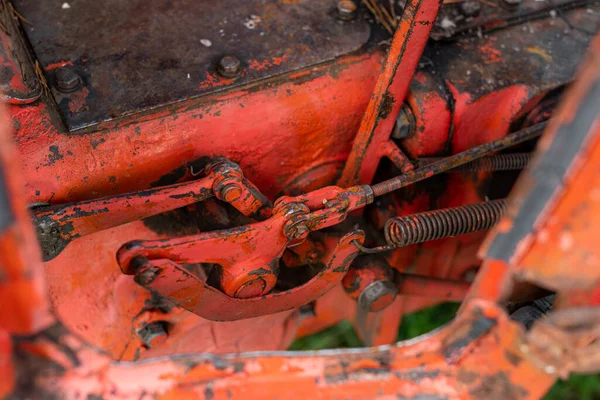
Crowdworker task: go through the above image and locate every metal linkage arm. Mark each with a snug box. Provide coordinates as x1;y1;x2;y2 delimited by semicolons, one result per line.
34;159;272;261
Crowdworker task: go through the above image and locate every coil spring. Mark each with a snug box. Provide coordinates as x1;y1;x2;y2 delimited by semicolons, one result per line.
384;199;507;247
456;153;532;172
417;153;532;172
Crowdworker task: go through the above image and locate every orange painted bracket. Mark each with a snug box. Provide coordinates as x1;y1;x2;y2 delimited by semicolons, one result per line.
129;230;364;321
33;159;274;261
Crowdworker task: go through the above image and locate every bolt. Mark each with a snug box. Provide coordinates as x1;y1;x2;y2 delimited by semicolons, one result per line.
459;1;481;17
137;321;168;348
391;104;416;139
358;280;398;312
217;55;242;78
220;184;242;203
292;224;310;240
500;0;521;9
55;67;82;93
337;0;358;21
235;277;267;298
135;267;159;286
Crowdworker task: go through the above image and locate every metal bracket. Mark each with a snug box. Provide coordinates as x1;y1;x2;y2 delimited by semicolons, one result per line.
121;230;364;321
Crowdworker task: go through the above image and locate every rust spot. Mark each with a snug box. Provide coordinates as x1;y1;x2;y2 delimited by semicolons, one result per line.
504;350;522;367
378;92;396;121
444;314;496;361
469;372;528;400
394;369;441;382
44;145;64;166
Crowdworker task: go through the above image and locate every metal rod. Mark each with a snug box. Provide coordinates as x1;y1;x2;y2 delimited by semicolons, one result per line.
416;153;533;172
338;0;442;187
396;273;470;301
370;122;547;197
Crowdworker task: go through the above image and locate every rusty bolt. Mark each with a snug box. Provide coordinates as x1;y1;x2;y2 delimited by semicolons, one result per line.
217;55;242;78
291;223;310;240
358;280;398;312
392;104;416;139
220;184;242;203
337;0;358;21
235;277;267;298
137;321;168;348
135;267;159;286
459;1;481;17
55;67;82;93
500;0;521;9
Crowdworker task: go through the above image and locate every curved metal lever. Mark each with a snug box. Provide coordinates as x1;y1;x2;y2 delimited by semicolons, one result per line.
124;230;364;321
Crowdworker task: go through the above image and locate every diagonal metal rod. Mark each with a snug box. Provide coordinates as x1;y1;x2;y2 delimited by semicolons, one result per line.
370;121;548;197
338;0;442;188
416;153;533;172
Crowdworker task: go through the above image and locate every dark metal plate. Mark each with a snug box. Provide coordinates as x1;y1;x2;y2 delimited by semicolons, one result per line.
422;3;600;100
431;0;595;40
14;0;370;131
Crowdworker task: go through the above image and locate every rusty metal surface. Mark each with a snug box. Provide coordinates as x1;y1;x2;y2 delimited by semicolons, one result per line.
13;0;370;130
484;35;600;286
422;3;600;102
1;18;600;400
0;1;41;104
371;122;546;196
1;3;598;396
431;0;595;40
338;0;440;187
32;159;273;261
125;231;363;321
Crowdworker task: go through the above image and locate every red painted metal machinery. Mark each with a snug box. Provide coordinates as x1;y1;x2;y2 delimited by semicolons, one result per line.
0;0;599;397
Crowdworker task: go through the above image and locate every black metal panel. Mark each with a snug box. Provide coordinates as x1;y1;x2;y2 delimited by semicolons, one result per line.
14;0;370;131
421;3;600;100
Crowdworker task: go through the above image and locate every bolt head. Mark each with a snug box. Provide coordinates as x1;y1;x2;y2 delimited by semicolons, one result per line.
459;1;481;17
55;68;82;93
337;0;358;21
235;278;267;298
135;267;159;286
137;321;168;348
392;104;416;139
358;280;398;312
217;55;242;78
221;184;242;202
293;224;310;240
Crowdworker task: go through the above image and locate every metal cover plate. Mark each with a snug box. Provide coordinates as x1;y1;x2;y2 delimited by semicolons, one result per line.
14;0;370;131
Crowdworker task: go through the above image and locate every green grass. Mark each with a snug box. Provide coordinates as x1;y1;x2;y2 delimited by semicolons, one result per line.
546;375;600;400
289;303;600;399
